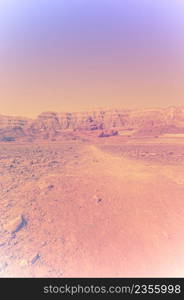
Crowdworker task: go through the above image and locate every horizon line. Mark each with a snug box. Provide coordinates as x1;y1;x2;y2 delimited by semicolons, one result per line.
1;105;184;120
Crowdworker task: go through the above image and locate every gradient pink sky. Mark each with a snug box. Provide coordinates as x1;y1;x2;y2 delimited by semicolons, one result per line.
0;0;184;117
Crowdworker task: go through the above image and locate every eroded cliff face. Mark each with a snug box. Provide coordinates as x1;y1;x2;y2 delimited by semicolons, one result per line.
1;107;184;141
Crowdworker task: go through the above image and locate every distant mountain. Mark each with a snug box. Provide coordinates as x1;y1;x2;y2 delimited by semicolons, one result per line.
1;107;184;141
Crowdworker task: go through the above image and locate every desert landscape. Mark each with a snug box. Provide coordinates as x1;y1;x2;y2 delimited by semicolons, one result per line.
1;107;184;277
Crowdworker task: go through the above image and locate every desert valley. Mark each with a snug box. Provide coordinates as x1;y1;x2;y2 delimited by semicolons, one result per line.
1;107;184;277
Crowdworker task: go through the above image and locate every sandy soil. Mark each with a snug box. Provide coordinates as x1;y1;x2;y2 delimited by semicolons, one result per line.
1;139;184;277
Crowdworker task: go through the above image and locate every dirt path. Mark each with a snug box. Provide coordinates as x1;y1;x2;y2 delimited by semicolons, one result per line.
88;144;184;185
87;144;155;179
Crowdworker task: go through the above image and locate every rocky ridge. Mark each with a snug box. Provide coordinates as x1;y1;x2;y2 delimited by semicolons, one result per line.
1;107;184;141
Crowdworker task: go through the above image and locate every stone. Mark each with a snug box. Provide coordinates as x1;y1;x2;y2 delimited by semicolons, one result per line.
31;254;40;265
4;215;27;234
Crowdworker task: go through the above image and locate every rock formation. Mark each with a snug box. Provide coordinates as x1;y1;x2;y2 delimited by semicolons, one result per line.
1;107;184;141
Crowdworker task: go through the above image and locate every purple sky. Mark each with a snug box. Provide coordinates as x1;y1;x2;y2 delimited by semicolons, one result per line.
1;0;184;116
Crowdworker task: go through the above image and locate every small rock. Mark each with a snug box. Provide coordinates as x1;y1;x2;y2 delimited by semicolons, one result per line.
31;254;40;265
48;185;54;190
93;195;102;203
4;215;27;234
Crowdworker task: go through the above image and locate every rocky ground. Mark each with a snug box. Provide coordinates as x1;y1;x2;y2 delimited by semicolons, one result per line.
1;138;184;277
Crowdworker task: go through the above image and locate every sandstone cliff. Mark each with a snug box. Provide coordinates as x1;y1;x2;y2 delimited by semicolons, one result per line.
1;107;184;141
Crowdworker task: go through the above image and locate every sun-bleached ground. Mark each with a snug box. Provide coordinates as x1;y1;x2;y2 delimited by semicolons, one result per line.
1;139;184;277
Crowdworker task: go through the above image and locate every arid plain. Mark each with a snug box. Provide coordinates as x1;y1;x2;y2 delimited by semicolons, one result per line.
1;108;184;277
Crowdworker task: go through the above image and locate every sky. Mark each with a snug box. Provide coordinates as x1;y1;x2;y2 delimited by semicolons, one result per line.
0;0;184;117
